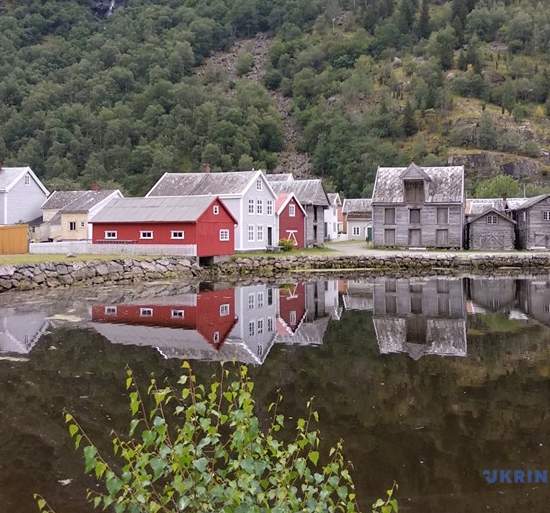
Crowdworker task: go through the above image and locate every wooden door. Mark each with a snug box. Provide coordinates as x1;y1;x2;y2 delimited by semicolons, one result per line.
436;229;448;247
409;229;421;246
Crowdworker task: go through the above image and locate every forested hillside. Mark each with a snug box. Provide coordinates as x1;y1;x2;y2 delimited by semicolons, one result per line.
1;0;549;196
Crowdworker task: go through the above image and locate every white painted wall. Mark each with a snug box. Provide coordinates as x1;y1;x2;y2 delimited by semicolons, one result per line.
5;173;48;224
325;203;339;240
30;241;197;256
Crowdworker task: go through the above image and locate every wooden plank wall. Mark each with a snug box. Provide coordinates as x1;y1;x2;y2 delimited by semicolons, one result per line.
0;224;29;255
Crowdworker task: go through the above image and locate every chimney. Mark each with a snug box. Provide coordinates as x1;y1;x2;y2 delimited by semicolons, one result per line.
202;163;211;173
91;182;101;191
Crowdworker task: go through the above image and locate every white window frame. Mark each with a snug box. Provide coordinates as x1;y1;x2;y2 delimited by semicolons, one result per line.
544;211;550;221
248;293;255;309
219;304;230;316
248;225;254;242
213;331;220;344
171;231;185;240
104;306;117;315
289;203;296;217
486;215;498;225
257;199;263;215
171;309;185;319
257;292;264;308
140;231;154;240
69;221;77;231
248;199;255;214
257;318;264;335
140;307;153;317
248;321;255;336
219;229;230;241
256;179;263;191
257;225;263;242
267;200;273;215
213;205;220;215
290;311;297;325
24;174;30;185
105;231;117;240
352;226;360;236
267;317;274;332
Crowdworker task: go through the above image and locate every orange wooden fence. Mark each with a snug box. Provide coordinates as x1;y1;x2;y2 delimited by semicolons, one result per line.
0;224;29;255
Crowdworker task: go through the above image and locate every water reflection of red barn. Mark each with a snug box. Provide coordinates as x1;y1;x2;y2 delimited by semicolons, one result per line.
277;283;307;334
91;288;237;348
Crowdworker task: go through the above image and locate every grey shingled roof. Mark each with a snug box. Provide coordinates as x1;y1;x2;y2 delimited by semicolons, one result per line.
62;190;118;213
514;193;550;210
266;173;293;182
342;198;372;214
464;197;525;216
466;208;516;225
42;191;87;210
148;171;257;196
0;167;31;191
372;164;464;203
90;196;219;223
270;180;329;207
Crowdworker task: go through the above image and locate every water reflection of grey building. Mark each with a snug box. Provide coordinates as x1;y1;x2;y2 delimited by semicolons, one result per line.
342;280;374;311
373;278;467;360
465;278;518;314
517;279;550;327
0;309;49;356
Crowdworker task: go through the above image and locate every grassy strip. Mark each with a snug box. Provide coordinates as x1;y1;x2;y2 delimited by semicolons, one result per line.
0;254;147;265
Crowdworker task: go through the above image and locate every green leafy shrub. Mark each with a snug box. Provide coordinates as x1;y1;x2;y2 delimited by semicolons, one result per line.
35;364;398;513
236;52;254;76
279;238;295;251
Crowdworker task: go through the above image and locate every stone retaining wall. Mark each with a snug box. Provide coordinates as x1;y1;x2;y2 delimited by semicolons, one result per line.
0;257;201;293
208;254;550;278
2;253;550;294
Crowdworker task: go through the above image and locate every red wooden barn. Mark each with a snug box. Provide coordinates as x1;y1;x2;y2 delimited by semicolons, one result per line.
90;196;237;257
276;192;306;248
91;288;237;348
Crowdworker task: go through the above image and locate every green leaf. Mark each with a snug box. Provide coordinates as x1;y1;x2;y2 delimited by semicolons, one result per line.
68;424;79;437
308;451;319;466
83;446;98;473
193;457;208;473
95;461;107;479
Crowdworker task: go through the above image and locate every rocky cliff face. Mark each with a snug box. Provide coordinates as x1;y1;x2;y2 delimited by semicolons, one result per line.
90;0;124;17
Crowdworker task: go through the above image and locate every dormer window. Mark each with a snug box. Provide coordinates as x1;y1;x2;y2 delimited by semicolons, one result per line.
404;180;424;203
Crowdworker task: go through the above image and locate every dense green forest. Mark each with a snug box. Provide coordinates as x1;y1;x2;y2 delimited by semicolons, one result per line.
1;0;549;196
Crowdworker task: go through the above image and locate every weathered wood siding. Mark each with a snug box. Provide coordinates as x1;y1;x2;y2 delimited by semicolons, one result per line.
467;213;515;250
515;197;550;249
372;204;463;248
0;224;29;255
304;205;325;245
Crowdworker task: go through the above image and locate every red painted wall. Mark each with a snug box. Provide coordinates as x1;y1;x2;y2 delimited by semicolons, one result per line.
278;197;305;248
92;198;236;257
91;288;237;347
279;283;306;332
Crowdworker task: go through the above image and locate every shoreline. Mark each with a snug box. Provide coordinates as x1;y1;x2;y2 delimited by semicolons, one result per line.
2;252;550;294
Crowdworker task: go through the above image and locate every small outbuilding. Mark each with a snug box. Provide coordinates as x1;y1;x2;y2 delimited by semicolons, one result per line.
343;198;372;241
275;192;307;248
466;208;516;250
90;196;237;257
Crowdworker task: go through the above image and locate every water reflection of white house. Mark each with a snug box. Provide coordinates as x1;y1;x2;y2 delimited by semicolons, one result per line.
0;309;49;355
342;280;374;311
373;278;467;360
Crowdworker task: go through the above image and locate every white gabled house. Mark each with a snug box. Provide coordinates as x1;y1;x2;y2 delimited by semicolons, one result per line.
146;170;278;251
0;166;49;225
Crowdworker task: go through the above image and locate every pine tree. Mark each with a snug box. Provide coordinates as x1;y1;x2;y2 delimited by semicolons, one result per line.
402;101;418;136
478;112;497;150
417;0;431;39
397;0;416;33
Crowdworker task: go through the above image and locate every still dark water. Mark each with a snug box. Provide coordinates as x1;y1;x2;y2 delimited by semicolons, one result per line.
1;276;550;513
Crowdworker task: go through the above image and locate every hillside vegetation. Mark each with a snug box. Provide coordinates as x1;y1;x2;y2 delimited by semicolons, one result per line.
0;0;549;196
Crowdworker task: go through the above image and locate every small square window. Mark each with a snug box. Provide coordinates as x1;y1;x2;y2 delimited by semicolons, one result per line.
384;208;395;225
352;226;360;236
486;215;498;224
219;229;230;241
171;231;184;239
289;203;296;217
104;306;117;315
105;231;117;239
213;204;220;215
410;209;421;224
248;199;255;214
544;211;550;221
219;304;230;316
140;231;153;240
171;309;185;318
140;307;153;317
